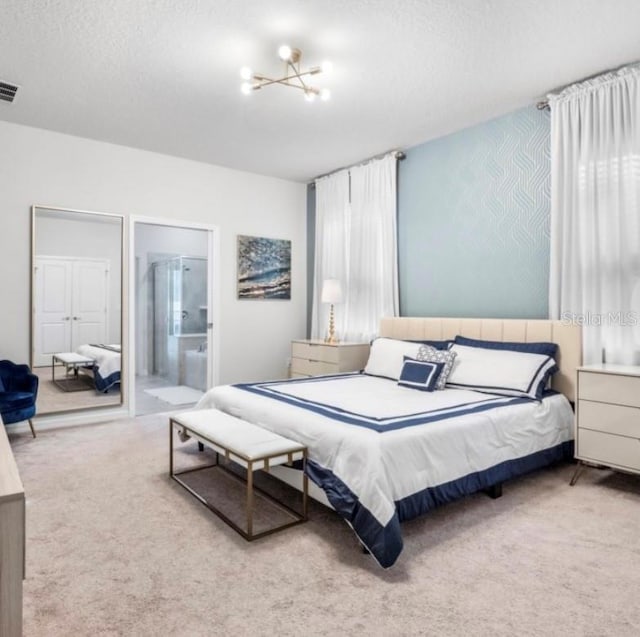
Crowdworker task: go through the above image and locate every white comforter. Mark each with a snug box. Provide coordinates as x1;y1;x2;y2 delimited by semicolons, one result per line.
76;344;121;379
197;373;574;566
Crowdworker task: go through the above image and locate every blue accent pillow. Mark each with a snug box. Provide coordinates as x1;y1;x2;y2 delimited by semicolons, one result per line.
453;335;558;358
397;357;445;392
0;376;4;392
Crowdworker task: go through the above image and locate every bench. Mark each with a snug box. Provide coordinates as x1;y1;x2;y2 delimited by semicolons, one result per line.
169;409;308;540
51;352;96;392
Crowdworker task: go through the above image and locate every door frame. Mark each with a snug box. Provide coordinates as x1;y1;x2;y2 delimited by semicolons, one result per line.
128;216;220;417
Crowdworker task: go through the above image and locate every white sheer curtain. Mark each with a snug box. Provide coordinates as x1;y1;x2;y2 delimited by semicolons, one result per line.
311;169;350;341
344;154;399;341
549;64;640;364
311;154;399;342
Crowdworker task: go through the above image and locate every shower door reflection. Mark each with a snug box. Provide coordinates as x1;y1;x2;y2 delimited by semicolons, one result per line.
153;256;208;390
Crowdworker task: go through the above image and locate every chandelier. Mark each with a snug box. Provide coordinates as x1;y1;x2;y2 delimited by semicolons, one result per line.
240;45;331;102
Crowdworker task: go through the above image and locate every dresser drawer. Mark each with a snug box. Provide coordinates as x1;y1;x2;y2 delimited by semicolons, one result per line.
577;428;640;472
290;358;337;376
291;341;339;364
578;400;640;438
579;371;640;408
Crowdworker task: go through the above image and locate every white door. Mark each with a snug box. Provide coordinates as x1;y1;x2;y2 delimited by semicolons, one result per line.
33;257;110;366
34;258;72;367
71;260;109;349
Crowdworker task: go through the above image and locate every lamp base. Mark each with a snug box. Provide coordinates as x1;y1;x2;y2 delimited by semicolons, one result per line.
325;303;339;344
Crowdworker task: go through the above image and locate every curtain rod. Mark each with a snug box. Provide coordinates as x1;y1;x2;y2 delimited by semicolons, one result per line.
309;149;405;186
536;61;640;111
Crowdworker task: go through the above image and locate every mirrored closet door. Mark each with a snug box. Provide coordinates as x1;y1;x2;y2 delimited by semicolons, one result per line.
31;206;124;414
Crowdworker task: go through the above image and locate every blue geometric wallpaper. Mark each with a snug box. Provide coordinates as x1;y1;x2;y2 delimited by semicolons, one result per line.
398;106;551;319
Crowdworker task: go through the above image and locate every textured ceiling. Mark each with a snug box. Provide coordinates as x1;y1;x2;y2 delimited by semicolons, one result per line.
1;1;640;182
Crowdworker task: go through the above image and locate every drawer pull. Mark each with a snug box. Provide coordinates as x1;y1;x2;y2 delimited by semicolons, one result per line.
308;359;321;363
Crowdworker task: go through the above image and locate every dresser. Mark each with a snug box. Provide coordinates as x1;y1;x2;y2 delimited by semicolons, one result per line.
0;424;25;637
572;363;640;484
290;340;370;378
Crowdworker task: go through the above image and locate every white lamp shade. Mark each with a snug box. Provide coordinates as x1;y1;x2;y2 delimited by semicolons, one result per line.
321;278;343;304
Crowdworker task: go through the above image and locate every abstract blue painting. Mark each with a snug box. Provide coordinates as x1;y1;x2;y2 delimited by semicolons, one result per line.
237;235;291;300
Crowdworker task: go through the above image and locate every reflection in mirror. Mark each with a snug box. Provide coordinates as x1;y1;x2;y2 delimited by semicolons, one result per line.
31;206;124;414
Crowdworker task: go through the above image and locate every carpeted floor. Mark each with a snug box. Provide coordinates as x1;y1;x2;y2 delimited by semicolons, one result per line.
143;385;205;406
9;415;640;636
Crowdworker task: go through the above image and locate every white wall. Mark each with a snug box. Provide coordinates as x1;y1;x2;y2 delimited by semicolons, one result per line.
135;224;209;260
0;120;307;391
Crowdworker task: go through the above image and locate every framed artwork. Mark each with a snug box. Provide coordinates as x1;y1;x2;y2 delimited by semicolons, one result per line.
237;235;291;300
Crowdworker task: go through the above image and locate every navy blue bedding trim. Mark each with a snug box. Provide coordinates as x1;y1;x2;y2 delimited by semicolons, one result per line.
306;459;403;569
94;368;120;393
305;441;573;569
453;335;558;358
234;377;532;432
446;359;556;399
395;440;573;521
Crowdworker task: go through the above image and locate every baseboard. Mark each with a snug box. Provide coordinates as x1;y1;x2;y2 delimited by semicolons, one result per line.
7;406;129;434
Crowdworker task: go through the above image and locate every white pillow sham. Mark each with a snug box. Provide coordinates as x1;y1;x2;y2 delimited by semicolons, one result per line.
364;338;423;381
446;344;558;399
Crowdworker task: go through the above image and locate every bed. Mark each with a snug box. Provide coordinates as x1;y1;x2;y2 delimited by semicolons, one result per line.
75;344;121;392
196;318;582;568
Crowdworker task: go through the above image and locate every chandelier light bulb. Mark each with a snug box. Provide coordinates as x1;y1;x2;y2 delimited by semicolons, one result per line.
240;82;252;95
304;90;316;102
320;88;331;101
321;60;333;74
240;66;253;81
278;44;293;61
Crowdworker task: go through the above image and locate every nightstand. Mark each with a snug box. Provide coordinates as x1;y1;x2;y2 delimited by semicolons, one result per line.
290;339;370;378
571;363;640;485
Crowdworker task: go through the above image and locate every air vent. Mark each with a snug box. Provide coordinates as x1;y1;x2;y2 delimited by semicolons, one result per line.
0;81;19;103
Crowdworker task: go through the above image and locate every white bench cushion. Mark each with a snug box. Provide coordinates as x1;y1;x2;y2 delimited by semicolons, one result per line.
54;352;95;364
172;409;305;462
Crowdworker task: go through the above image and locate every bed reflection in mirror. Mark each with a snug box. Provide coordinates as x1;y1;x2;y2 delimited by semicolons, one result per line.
31;206;124;414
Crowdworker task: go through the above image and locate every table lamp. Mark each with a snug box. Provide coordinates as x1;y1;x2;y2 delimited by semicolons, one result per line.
321;278;343;344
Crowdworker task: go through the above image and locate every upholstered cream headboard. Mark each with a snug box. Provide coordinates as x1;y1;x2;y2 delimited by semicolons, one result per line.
379;317;583;403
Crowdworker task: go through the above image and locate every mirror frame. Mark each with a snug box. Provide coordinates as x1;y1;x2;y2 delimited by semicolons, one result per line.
30;205;125;414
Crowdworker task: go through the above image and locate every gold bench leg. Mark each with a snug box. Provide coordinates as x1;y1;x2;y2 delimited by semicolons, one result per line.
169;418;175;477
303;450;309;520
247;460;254;538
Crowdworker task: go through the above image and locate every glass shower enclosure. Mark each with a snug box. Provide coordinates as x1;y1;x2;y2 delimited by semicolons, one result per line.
152;256;208;389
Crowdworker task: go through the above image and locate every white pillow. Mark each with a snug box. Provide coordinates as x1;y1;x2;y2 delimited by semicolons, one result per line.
446;344;558;399
364;338;423;380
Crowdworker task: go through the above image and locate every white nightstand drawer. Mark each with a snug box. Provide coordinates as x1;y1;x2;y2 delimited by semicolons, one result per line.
578;400;640;438
290;358;337;376
290;340;369;379
578;428;640;472
579;371;640;408
292;341;339;364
